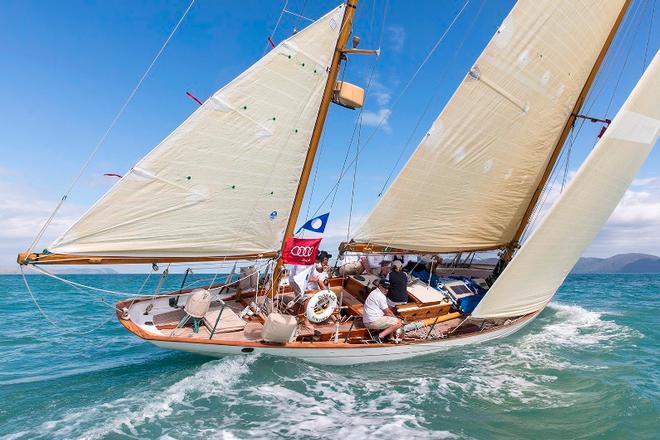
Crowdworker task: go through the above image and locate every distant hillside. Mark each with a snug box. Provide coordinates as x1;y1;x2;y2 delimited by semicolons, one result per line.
0;265;119;275
572;253;660;273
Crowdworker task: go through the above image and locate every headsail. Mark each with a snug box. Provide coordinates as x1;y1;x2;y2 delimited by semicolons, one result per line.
351;0;627;253
472;50;660;319
48;5;345;258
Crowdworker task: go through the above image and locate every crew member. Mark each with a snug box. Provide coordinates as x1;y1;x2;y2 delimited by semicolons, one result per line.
387;260;409;307
362;278;402;342
307;256;329;290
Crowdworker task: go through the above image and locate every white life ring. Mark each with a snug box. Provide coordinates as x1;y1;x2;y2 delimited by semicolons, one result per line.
305;290;338;324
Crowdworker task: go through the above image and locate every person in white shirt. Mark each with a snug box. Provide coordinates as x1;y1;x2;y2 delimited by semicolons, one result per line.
307;262;328;290
362;278;402;341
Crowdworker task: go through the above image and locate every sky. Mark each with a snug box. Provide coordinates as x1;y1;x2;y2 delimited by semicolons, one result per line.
0;0;658;271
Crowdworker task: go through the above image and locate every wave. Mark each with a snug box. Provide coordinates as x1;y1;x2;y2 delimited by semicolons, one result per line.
529;302;642;347
5;301;643;440
22;355;258;440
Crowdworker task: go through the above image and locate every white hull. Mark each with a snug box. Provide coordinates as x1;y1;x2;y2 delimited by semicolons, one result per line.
148;313;537;365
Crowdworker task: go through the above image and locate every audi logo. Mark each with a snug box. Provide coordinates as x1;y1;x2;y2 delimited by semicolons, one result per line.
289;246;315;257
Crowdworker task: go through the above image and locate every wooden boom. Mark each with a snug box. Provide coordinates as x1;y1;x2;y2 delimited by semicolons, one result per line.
17;252;277;265
339;241;504;255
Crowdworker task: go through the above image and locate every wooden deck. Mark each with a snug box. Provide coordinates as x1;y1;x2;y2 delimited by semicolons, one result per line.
145;274;478;346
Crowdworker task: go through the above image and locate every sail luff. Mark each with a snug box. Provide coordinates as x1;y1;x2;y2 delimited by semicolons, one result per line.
472;50;659;319
506;0;631;255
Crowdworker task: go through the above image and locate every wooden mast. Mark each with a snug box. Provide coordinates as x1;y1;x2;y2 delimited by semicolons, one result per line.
502;0;631;262
271;0;359;288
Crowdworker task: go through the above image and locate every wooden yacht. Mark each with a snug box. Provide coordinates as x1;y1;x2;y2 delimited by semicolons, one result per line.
17;0;659;364
114;268;538;365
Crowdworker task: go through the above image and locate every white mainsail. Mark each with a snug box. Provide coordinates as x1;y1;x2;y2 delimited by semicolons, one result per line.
49;5;345;257
352;0;626;253
472;50;660;319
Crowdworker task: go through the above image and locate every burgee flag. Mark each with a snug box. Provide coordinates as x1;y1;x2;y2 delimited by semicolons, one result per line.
296;212;330;234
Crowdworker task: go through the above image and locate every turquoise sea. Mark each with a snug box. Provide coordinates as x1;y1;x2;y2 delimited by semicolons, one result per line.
0;273;658;439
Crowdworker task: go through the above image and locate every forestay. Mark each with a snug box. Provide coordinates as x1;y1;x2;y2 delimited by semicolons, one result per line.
472;50;660;319
49;6;344;257
353;0;626;253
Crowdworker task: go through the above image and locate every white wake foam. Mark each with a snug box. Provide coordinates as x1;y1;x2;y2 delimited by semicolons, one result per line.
14;302;641;439
27;355;258;440
529;302;640;347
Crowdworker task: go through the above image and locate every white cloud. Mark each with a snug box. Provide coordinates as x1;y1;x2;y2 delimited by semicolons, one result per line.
0;165;18;177
387;25;406;53
586;177;660;256
359;74;394;132
0;181;83;266
368;74;392;107
361;108;392;132
527;173;660;257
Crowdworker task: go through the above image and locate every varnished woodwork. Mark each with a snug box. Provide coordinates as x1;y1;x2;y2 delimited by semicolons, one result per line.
272;0;360;290
17;251;275;266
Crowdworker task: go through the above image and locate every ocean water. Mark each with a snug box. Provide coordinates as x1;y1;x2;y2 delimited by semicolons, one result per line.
0;273;657;439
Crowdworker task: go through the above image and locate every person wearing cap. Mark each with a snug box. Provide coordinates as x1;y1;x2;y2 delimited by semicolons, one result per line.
387;260;409;307
316;250;333;275
306;252;329;290
362;278;402;341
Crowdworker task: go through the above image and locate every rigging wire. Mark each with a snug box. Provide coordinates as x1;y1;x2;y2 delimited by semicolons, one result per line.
643;0;656;70
263;0;290;54
27;259;274;298
604;0;647;118
346;114;363;240
25;0;197;256
577;0;644;122
20;266;116;334
309;0;470;218
304;0;389;220
377;0;486;197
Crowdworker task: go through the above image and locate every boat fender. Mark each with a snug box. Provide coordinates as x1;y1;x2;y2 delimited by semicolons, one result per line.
184;289;212;318
305;290;338;324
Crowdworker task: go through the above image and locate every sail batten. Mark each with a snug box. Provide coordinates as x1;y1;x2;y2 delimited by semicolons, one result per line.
352;0;627;253
472;50;660;319
48;5;345;258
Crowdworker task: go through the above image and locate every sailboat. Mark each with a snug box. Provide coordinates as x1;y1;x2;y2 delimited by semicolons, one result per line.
18;0;659;365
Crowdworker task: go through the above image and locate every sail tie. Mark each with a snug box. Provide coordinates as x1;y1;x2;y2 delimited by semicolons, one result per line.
186;91;204;106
